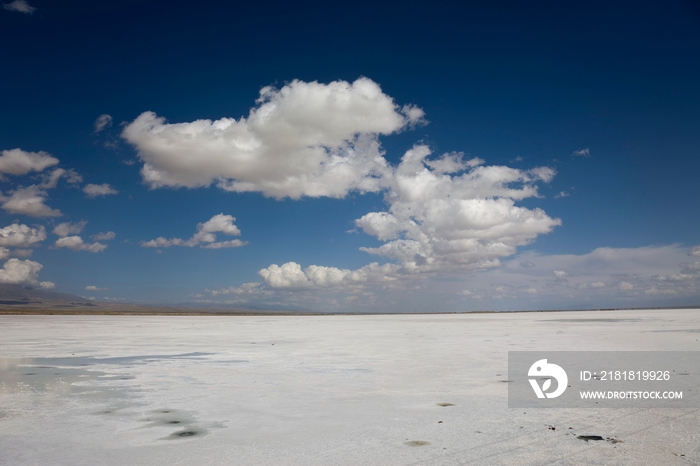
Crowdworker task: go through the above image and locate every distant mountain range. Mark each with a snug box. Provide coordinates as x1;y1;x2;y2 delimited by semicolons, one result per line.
0;284;298;314
0;284;94;307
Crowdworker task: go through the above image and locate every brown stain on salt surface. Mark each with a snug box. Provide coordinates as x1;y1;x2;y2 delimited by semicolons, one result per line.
404;440;430;447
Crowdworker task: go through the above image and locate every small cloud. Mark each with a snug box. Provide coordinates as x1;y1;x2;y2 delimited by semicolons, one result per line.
689;246;700;257
3;0;36;14
92;231;116;241
0;186;62;217
55;236;107;253
571;148;590;158
555;191;570;198
103;140;121;150
85;285;106;291
141;213;248;249
93;114;113;133
40;169;66;189
645;287;676;296
459;289;472;296
553;270;567;278
590;282;605;288
65;169;83;185
38;168;83;189
40;281;55;289
53;221;87;238
83;183;118;198
618;281;634;291
0;148;58;176
525;288;537;294
520;261;535;268
206;282;265;297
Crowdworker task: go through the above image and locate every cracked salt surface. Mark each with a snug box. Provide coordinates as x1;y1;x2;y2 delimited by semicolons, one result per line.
1;309;699;465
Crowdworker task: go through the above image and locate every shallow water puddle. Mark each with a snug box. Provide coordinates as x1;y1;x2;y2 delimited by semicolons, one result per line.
0;355;226;442
0;357;120;397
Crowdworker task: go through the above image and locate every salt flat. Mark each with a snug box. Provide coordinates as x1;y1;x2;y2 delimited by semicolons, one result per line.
0;309;698;465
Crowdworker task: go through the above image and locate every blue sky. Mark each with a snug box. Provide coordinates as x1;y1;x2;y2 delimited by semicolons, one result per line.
0;0;698;311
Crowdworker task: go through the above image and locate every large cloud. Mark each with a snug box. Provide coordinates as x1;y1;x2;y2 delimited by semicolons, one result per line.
0;223;46;247
355;145;560;273
141;213;248;249
0;149;58;176
0;258;43;285
122;78;424;199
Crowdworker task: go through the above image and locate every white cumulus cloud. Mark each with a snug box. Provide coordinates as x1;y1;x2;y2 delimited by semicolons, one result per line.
355;145;560;273
55;236;107;253
0;258;43;285
571;148;590;157
258;262;399;289
0;223;46;247
0;185;61;217
122;78;424;199
83;183;118;198
141;213;248;249
0;148;58;176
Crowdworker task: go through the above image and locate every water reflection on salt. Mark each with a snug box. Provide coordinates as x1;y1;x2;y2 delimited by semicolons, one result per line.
0;352;231;398
0;358;114;397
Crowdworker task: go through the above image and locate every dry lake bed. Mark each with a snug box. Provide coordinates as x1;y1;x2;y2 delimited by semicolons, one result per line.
1;309;699;465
